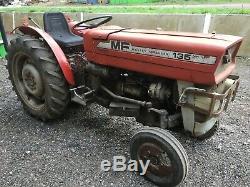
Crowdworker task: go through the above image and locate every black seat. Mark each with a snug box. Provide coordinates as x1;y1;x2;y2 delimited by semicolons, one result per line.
43;12;83;48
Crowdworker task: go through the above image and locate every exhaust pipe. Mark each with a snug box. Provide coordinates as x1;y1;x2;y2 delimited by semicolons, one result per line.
0;13;8;54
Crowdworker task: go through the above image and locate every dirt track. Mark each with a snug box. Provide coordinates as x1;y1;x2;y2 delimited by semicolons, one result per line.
0;58;249;187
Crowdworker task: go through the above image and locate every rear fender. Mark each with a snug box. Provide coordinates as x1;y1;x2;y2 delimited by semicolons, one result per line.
17;26;75;86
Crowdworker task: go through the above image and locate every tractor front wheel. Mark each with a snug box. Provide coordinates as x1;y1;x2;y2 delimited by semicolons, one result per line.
130;127;188;187
8;35;70;121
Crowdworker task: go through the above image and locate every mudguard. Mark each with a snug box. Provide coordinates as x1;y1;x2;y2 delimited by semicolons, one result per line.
17;26;75;86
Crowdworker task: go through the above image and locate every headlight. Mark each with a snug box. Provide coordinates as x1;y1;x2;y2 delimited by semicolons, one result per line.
223;46;236;64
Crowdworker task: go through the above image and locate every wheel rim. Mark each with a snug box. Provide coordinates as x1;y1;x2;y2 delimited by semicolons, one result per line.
138;142;173;177
130;128;188;186
22;63;44;97
13;52;45;110
138;142;174;178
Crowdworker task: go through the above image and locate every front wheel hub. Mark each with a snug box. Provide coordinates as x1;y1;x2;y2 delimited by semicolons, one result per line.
22;63;44;97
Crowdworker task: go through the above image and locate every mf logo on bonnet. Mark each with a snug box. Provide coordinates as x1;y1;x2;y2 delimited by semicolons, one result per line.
111;40;130;51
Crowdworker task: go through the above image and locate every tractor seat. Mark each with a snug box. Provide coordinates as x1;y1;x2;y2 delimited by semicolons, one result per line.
43;12;83;48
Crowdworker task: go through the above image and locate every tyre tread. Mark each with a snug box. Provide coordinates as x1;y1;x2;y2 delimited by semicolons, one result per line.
7;34;70;121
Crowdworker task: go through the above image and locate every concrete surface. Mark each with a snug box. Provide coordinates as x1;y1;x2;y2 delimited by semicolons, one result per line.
14;12;44;29
83;13;206;32
2;13;14;32
209;14;250;56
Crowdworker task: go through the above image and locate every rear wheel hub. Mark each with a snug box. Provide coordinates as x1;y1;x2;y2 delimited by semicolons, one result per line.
22;63;43;97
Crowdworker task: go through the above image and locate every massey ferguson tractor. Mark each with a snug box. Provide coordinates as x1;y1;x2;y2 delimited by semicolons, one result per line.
0;12;242;186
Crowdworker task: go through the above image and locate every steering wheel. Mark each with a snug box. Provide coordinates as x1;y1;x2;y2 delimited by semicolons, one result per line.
72;15;112;31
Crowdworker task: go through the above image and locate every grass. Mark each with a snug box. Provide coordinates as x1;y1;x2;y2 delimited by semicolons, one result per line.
109;0;250;5
0;5;250;14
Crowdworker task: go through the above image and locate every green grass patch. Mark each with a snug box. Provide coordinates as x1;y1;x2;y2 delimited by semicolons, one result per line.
110;0;250;5
0;5;250;14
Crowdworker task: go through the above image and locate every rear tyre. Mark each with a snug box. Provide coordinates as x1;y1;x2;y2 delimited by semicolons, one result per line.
130;127;188;187
7;35;70;121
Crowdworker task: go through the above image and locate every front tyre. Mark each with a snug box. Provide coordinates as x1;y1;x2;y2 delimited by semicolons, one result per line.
196;120;220;140
8;35;70;121
130;127;188;187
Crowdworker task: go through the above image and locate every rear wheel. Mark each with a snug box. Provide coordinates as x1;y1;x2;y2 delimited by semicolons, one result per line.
8;35;70;121
130;127;188;187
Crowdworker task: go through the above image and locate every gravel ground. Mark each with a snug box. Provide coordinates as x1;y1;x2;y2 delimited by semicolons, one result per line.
0;58;249;187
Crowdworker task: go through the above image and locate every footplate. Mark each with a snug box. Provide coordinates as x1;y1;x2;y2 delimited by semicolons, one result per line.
70;85;95;106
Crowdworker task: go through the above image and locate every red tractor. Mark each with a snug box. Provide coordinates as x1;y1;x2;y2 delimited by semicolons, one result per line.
0;12;242;186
